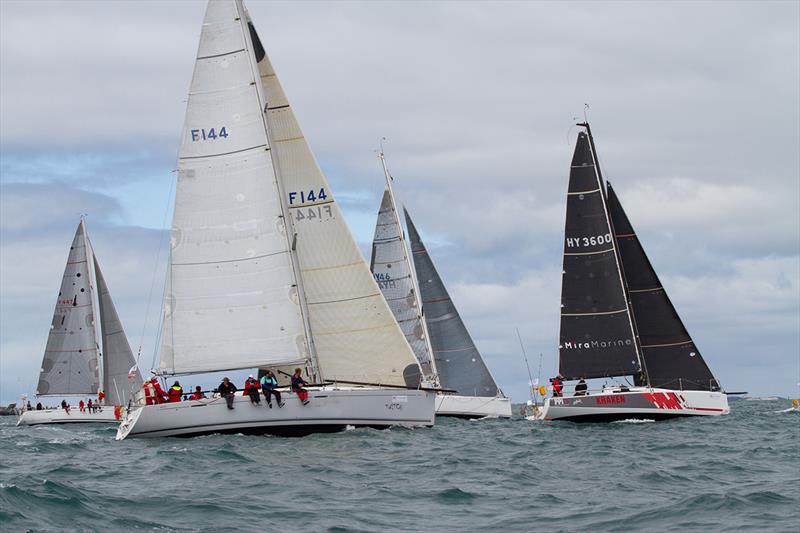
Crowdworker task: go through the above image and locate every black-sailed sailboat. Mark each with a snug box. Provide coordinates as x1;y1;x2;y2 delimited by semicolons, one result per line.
538;123;729;422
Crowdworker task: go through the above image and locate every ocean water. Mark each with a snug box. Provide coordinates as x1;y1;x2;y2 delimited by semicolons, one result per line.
1;400;797;532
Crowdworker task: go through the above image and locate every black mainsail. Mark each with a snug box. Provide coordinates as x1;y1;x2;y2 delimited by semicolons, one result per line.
405;209;501;397
558;129;640;380
607;183;719;391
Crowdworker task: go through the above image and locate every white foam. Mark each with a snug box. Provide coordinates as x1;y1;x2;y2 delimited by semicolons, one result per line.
612;418;655;424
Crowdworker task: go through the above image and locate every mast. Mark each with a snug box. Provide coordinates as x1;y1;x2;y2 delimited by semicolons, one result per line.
576;122;644;378
378;148;439;384
81;216;105;400
235;0;320;381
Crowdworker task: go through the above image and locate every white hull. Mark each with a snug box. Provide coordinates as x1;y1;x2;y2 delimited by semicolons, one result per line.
435;395;512;419
117;387;435;439
538;387;729;422
17;408;119;426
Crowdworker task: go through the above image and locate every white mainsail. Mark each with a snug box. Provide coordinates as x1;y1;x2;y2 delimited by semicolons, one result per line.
249;11;421;386
159;0;307;375
36;220;100;396
94;257;142;405
370;155;438;384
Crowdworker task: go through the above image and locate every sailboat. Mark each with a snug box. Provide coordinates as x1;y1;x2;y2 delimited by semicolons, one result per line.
537;123;730;422
17;218;143;426
370;152;511;419
116;0;435;439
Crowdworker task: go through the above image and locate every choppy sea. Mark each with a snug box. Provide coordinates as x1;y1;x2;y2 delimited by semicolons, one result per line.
1;399;797;532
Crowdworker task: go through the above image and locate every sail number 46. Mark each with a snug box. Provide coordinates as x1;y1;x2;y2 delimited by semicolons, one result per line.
191;127;228;141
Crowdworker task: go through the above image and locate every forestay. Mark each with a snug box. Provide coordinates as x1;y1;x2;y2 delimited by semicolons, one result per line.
160;0;307;375
607;183;719;391
558;130;640;380
248;11;421;386
405;209;500;397
36;222;100;396
94;258;142;405
370;186;437;383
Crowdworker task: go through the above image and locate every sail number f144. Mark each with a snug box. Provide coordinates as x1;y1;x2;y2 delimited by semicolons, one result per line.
190;127;228;141
288;188;327;205
565;233;612;248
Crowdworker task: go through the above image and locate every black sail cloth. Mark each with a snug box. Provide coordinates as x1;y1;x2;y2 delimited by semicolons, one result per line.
607;184;719;391
558;132;640;380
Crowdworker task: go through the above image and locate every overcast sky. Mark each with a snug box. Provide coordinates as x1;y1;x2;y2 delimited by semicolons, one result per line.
1;0;798;403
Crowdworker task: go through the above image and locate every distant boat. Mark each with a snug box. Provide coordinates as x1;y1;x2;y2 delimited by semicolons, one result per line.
369;151;511;419
18;218;143;426
537;123;730;422
116;0;434;439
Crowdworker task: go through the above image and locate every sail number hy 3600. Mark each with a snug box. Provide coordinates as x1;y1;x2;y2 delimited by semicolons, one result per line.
565;233;612;248
190;127;228;141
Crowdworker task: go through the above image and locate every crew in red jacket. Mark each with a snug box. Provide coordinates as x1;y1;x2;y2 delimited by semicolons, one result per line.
167;381;183;403
151;378;168;404
551;376;563;398
243;375;261;405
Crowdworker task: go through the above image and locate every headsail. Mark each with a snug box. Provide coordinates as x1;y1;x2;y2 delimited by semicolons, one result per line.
607;183;719;391
370;159;437;384
94;257;142;405
405;209;500;397
558;129;640;380
159;0;307;375
249;12;421;386
36;221;100;395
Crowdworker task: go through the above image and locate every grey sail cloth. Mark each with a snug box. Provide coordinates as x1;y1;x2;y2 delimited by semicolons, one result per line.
36;222;100;396
370;189;436;381
94;257;143;405
558;130;640;380
607;183;719;391
404;209;501;397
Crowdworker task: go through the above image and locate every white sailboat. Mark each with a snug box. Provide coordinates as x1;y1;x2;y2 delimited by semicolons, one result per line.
370;151;511;419
18;218;143;426
116;0;434;439
536;123;730;422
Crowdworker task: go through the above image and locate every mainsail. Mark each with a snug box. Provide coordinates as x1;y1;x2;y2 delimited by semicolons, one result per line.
36;220;100;396
160;0;308;375
250;11;421;386
370;157;437;385
94;258;142;405
558;129;640;380
607;183;719;391
160;0;420;386
405;209;500;397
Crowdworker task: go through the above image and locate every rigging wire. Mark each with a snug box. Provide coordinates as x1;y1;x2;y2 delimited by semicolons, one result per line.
135;173;176;373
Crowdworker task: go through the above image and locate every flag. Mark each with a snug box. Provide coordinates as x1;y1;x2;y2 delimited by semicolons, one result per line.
128;365;137;379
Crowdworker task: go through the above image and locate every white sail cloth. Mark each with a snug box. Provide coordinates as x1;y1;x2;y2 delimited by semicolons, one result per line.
250;13;421;386
36;222;100;395
159;0;307;374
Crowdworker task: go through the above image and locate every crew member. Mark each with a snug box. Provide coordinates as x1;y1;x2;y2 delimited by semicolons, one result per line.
97;390;105;403
551;376;563;397
87;399;94;413
218;377;237;410
260;370;284;408
291;368;310;405
574;378;588;396
244;375;261;405
150;378;168;404
168;381;183;403
143;379;155;405
61;399;70;414
190;386;205;401
79;399;85;412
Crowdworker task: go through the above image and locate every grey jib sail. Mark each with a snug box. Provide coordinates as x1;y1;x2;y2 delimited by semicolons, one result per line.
405;209;500;396
607;183;719;391
94;258;142;405
36;222;100;396
558;130;640;380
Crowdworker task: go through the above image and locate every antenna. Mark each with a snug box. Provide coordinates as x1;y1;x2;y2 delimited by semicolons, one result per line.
583;102;590;123
516;328;535;403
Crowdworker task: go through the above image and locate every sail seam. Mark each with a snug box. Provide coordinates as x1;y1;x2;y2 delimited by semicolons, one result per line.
197;48;246;60
267;104;290;110
172;249;287;266
561;308;628;317
567;188;601;195
628;287;663;293
306;292;379;306
275;135;305;143
179;144;268;160
563;248;614;256
641;340;693;348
